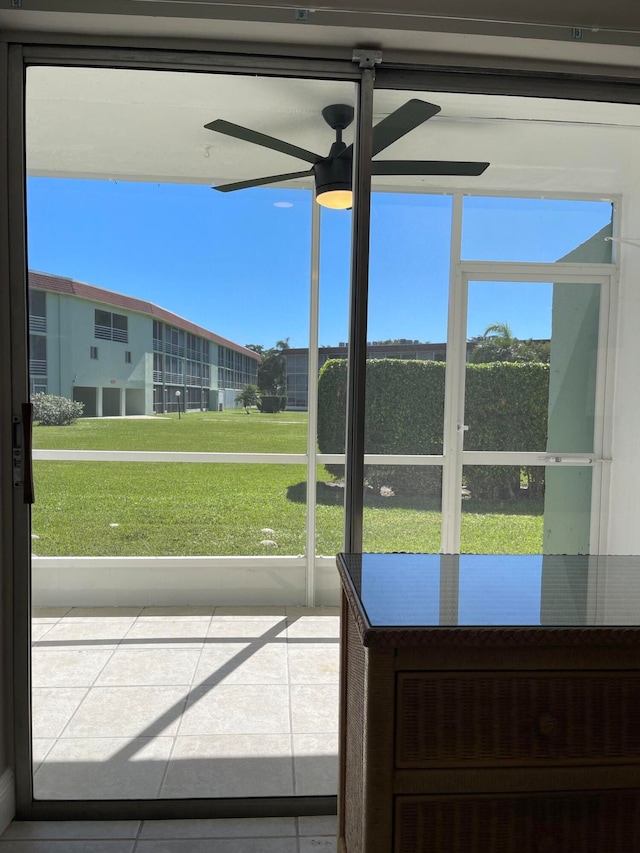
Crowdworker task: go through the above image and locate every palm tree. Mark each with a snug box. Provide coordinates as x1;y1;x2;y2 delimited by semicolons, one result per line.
469;322;549;363
469;322;516;363
482;322;515;345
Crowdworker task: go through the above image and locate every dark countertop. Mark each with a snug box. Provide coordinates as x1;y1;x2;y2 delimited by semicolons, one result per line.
336;554;640;645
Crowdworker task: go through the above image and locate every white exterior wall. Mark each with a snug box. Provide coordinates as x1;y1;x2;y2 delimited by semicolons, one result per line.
42;290;153;413
31;555;341;607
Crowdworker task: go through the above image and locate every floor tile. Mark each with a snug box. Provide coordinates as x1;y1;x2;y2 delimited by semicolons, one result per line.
32;607;71;622
95;649;200;687
0;843;135;852
33;737;173;800
286;607;340;619
193;643;288;685
288;644;339;683
286;618;340;639
31;624;54;641
212;607;286;621
31;687;89;738
293;734;339;795
206;620;287;639
35;622;130;649
298;815;338;836
178;685;290;735
31;649;113;688
28;610;342;803
1;822;140;840
32;739;56;771
290;684;339;734
299;838;337;852
62;686;188;737
135;839;296;852
121;621;207;648
138;607;214;621
161;734;294;797
64;608;142;622
139;817;296;838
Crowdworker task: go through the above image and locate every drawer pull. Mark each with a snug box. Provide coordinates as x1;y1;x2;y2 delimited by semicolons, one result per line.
536;835;557;853
537;711;559;737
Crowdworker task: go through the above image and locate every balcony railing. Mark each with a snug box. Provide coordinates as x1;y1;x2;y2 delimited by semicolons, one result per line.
95;324;128;343
29;359;47;376
29;314;47;333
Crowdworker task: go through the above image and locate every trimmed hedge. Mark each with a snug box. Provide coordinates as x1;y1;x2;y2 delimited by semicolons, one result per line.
317;358;549;499
257;395;288;413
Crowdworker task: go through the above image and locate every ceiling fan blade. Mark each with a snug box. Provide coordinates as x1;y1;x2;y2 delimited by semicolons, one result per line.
372;160;490;176
371;100;441;157
212;169;314;193
204;119;322;165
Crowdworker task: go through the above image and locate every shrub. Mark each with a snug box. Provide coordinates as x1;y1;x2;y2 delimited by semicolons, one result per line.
31;393;84;426
317;358;549;499
257;395;287;413
464;362;549;500
318;359;445;496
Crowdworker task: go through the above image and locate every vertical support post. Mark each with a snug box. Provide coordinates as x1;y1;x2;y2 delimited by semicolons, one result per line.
305;194;321;606
344;51;378;554
441;193;464;554
5;43;34;814
439;554;460;625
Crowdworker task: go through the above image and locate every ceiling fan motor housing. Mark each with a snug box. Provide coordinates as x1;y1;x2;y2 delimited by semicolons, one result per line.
314;153;352;197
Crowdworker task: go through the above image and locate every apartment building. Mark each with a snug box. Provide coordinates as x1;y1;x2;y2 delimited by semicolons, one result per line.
28;270;259;416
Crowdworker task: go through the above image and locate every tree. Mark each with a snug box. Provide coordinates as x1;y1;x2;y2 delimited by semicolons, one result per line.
236;384;259;413
249;338;290;394
469;322;549;364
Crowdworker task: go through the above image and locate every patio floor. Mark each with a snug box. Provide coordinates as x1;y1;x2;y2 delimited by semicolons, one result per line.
0;815;338;851
31;605;340;800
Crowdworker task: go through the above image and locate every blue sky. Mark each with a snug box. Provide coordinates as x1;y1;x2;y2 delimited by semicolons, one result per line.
26;178;613;349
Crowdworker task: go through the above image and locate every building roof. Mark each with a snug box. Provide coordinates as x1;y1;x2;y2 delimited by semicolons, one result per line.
28;270;259;360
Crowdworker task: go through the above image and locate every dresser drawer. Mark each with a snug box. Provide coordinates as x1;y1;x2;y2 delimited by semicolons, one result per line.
395;791;640;853
396;671;640;767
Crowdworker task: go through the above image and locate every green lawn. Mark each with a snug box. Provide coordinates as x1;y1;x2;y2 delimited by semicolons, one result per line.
31;411;543;556
32;409;309;453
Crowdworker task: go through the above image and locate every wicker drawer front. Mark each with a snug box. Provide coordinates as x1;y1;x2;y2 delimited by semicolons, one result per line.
395;791;640;853
396;671;640;767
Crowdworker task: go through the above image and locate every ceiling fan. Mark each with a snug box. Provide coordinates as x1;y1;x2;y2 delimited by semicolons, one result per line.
204;98;489;209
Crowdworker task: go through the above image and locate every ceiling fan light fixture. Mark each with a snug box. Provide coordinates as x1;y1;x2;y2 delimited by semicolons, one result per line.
316;187;352;209
314;156;352;209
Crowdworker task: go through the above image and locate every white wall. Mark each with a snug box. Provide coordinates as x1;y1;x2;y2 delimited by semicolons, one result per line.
31;555;341;607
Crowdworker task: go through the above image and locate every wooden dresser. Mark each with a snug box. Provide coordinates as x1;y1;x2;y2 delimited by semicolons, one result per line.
336;553;640;853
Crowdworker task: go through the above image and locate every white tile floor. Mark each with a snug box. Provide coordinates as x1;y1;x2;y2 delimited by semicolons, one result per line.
30;606;340;800
0;815;338;851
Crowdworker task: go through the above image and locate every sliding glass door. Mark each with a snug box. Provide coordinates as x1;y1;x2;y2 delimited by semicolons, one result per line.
22;57;357;811
10;44;633;820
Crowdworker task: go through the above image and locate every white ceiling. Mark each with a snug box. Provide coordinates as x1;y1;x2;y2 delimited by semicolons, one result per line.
25;66;640;197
